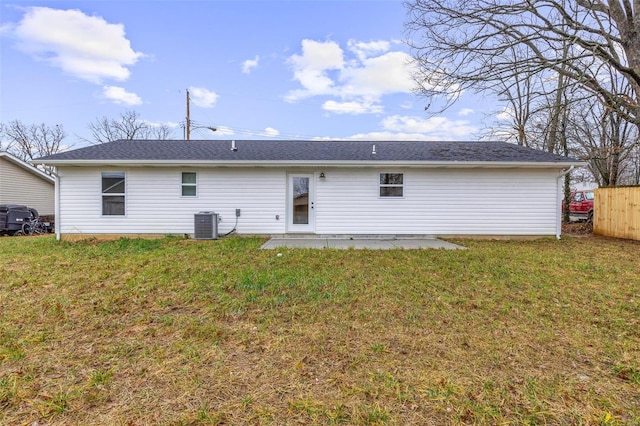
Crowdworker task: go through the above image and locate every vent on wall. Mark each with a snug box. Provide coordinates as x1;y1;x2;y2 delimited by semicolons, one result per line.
194;211;218;240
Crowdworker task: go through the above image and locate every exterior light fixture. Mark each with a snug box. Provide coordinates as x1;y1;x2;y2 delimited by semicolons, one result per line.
320;172;326;178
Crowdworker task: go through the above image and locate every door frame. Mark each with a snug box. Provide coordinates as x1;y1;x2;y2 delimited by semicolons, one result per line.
287;173;315;233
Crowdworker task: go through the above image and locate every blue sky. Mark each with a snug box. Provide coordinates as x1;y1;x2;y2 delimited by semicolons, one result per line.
1;0;487;147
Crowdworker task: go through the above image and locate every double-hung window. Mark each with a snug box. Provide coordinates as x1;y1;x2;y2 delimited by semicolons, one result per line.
102;172;125;215
379;173;403;197
182;172;197;196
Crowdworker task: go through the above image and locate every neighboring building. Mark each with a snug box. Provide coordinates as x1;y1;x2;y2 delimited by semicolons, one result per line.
0;151;55;216
36;139;583;240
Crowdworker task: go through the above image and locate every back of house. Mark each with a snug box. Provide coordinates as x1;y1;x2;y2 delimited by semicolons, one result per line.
35;139;583;240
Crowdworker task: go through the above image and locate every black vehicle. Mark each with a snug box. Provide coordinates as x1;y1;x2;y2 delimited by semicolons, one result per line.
0;204;38;235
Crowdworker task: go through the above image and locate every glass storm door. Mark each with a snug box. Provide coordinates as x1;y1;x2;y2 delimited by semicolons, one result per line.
288;174;314;233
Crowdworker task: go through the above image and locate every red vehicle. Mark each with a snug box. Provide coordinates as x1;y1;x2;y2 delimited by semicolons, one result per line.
568;190;595;222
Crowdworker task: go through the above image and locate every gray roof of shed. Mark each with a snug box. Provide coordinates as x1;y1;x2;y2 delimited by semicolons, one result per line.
36;139;580;165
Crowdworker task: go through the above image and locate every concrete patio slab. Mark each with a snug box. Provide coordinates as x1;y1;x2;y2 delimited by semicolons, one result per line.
262;238;328;249
389;239;464;249
260;236;465;250
326;239;396;249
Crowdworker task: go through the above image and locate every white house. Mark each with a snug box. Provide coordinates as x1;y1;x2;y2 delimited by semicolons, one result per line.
0;151;55;216
36;139;583;240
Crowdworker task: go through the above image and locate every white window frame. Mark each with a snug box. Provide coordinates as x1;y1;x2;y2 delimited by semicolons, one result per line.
379;172;404;198
101;171;126;216
181;172;198;197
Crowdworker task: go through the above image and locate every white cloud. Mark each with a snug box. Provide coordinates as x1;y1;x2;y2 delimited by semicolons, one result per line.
347;40;390;61
261;127;280;137
339;51;416;97
496;106;513;121
312;114;479;141
285;39;344;101
189;86;219;108
242;55;260;74
291;39;345;70
322;99;384;115
343;131;436;141
144;120;180;129
9;7;143;83
381;115;478;139
458;108;474;116
163;121;180;129
284;39;417;115
212;126;235;136
102;86;142;105
209;126;279;138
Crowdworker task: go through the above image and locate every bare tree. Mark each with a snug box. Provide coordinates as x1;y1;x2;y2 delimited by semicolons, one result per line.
621;144;640;185
0;121;66;162
483;43;542;148
152;123;175;140
405;0;640;187
567;94;639;187
405;0;640;126
83;110;175;144
477;33;579;219
0;130;14;153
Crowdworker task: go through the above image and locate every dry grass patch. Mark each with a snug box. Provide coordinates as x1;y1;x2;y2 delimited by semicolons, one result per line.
0;234;639;425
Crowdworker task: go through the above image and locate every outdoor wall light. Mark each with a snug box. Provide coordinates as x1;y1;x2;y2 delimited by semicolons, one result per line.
320;172;326;179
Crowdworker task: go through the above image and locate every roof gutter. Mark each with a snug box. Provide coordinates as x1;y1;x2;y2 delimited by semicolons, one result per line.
34;159;586;169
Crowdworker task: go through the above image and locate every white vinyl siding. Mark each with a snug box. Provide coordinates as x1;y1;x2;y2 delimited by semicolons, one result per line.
0;156;55;215
314;168;559;235
56;166;562;237
58;167;286;235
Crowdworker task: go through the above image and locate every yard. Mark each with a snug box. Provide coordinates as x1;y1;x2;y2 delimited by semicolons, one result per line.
0;235;638;425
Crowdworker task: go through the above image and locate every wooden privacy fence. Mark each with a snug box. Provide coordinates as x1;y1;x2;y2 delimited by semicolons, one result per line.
594;187;640;241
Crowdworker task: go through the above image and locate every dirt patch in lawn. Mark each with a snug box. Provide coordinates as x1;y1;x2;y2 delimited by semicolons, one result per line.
562;221;593;236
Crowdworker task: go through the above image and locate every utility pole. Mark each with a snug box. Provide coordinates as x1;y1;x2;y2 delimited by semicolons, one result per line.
185;89;191;140
184;88;216;139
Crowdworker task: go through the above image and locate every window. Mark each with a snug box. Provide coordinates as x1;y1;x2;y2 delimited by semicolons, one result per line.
182;172;197;196
380;173;403;197
102;172;125;215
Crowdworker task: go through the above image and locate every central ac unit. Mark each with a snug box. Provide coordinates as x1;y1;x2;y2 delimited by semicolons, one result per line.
194;211;218;240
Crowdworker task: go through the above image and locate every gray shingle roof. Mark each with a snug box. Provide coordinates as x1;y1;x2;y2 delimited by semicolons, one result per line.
36;139;580;164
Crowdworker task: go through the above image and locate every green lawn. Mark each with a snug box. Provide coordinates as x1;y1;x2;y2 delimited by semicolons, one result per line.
0;235;638;425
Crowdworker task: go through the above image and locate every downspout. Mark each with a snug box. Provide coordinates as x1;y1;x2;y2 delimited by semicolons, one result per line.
556;166;574;240
48;169;61;241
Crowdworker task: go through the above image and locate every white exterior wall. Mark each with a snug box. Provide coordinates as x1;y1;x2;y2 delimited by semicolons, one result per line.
57;167;286;236
57;165;561;237
0;156;55;215
314;168;559;235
